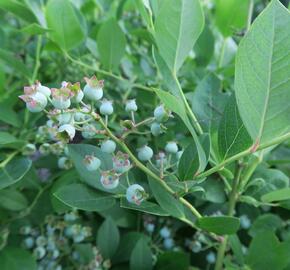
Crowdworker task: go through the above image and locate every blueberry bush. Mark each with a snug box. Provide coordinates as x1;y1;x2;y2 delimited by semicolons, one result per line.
1;0;290;269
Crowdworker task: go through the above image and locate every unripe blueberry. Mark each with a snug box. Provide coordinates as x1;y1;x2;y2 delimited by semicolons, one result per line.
22;143;37;155
58;156;72;170
72;90;84;103
83;155;101;171
36;236;47;246
113;152;131;173
100;170;119;189
83;76;104;101
24;237;34;249
20;92;47;113
74;112;88;122
36;82;51;97
57;113;74;125
34;246;46;259
240;215;251;229
39;143;51;155
163;238;174;249
51;87;72;109
126;184;146;205
20;225;31;235
145;223;155;233
206;252;216;264
191;241;202;253
52;249;60;259
100;100;113;115
101;140;116;154
137;145;153;161
125;99;138;112
51;98;71;110
150;122;162;136
165;141;178;154
160;227;170;238
64;212;78;222
58;124;76;140
82;124;96;139
154;105;169;123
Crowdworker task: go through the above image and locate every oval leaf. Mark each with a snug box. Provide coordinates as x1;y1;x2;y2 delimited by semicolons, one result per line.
197;216;240;235
235;0;290;145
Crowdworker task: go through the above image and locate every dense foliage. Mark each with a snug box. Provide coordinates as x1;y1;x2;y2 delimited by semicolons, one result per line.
1;0;290;270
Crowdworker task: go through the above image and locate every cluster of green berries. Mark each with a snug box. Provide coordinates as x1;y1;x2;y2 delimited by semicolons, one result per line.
20;211;109;270
20;76;185;206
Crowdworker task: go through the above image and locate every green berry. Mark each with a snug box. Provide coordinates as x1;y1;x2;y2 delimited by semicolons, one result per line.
154;105;169;123
138;145;153;161
150;122;162;136
100;100;113;115
101;140;116;153
125;99;138;112
165;141;178;154
126;184;146;205
83;155;101;171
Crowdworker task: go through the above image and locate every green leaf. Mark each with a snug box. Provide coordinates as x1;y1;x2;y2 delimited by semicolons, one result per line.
0;189;28;211
97;18;126;71
113;232;143;263
235;0;290;145
0;0;37;23
218;95;252;160
54;183;116;212
0;157;32;189
191;73;229;131
178;139;200;180
130;236;153;270
67;144;124;193
0;247;37;270
261;188;290;203
148;175;185;219
45;0;86;51
246;231;290;270
228;235;244;265
135;0;152;28
197;216;240;235
155;252;190;270
120;198;169;216
194;25;215;66
0;132;24;149
97;217;120;259
249;214;282;237
0;49;31;79
20;23;50;35
154;0;204;73
215;0;250;37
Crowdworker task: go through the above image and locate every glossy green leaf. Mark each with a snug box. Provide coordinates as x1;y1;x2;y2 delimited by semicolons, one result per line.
197;216;240;235
215;0;250;36
0;189;28;211
154;0;204;73
261;188;290;203
0;157;32;190
218;95;252;160
45;0;86;51
0;247;37;270
54;183;116;212
0;132;24;149
235;0;290;145
228;235;245;265
97;18;126;71
249;214;282;237
246;231;290;270
97;217;120;259
21;23;50;35
130;236;153;270
0;0;37;23
120;198;169;216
